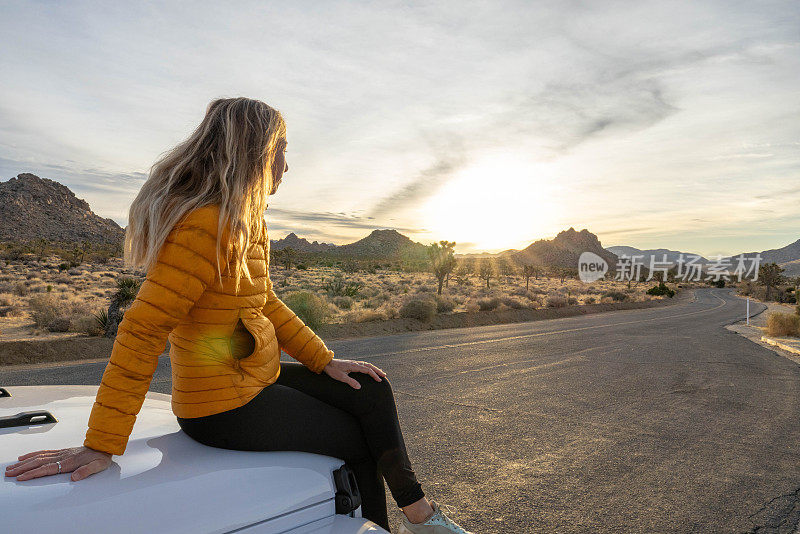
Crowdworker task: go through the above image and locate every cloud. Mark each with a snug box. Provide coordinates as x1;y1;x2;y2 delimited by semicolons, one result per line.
366;136;467;218
267;206;420;235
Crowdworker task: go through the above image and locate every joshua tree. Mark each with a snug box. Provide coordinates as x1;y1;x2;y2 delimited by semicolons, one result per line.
105;277;142;338
522;264;541;291
427;240;457;295
555;267;576;284
478;257;496;289
497;256;518;284
279;246;299;270
758;262;784;301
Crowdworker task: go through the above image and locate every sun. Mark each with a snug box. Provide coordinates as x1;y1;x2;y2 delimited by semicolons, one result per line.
420;153;563;252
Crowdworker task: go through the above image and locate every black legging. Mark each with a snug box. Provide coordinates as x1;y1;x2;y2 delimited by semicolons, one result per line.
176;361;425;531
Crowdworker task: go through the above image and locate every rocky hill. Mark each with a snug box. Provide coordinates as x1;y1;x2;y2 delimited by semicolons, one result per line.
270;232;336;253
335;229;428;258
511;227;618;271
0;173;124;245
270;228;428;259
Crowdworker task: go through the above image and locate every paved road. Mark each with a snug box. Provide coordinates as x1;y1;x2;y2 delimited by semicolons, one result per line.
5;288;800;533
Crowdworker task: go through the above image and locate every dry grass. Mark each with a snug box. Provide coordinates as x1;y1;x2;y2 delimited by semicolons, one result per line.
766;312;800;338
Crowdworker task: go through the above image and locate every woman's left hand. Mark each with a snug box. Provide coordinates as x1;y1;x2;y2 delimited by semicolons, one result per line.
323;358;387;389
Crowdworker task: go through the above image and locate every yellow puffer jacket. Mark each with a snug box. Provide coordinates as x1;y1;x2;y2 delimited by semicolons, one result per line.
84;203;335;455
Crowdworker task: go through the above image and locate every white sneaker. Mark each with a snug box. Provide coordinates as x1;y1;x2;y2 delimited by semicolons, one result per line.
397;499;474;534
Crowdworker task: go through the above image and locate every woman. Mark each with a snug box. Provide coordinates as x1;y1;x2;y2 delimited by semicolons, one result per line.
5;97;473;534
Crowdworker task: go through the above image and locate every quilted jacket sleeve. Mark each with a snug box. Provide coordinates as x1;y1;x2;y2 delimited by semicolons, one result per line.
84;209;222;455
261;240;335;375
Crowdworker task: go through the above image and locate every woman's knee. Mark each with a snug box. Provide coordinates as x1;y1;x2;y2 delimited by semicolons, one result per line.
355;372;394;400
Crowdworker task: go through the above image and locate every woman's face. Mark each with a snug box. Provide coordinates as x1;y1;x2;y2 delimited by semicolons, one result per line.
269;138;289;195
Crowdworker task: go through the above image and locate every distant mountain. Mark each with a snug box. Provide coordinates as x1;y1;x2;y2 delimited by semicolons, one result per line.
270;232;336;253
270;228;429;259
511;227;617;271
606;246;711;266
335;229;428;258
724;238;800;277
0;173;124;245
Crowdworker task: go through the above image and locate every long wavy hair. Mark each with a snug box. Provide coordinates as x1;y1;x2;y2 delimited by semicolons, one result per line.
124;97;286;290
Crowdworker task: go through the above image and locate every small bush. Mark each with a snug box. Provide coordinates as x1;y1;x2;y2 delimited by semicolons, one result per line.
766;312;800;338
546;296;567;308
323;275;363;297
28;293;60;327
477;297;500;311
646;282;675;298
344;309;387;323
501;296;525;309
73;315;104;336
14;281;29;297
584;296;596;305
434;295;456;313
364;293;390;308
603;291;628;302
47;317;72;332
399;298;437;322
332;296;353;310
282;291;331;330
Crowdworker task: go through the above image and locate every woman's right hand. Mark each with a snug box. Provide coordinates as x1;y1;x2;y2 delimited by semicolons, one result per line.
5;446;113;481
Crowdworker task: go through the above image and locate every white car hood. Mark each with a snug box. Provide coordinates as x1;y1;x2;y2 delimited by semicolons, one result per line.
0;385;348;533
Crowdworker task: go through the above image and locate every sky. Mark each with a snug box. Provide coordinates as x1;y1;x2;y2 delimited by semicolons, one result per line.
0;0;798;258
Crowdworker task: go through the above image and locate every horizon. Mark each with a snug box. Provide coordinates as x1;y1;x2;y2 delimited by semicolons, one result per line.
1;1;798;258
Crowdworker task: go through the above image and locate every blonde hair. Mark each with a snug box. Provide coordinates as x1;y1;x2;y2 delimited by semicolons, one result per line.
125;97;286;290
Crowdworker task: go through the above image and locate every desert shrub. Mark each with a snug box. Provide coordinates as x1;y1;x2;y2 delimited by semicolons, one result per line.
47;317;72;332
546;296;567;308
501;296;525;309
364;292;390;309
603;291;628;302
14;281;29;297
434;295;456;313
477;297;500;311
646;282;675;298
359;286;381;299
399;298;437;322
28;293;60;327
282;291;331;329
323;275;363;297
332;296;354;310
381;304;400;319
29;293;95;328
766;312;800;338
584;296;596;305
344;309;387;323
73;314;104;336
93;308;110;333
568;297;578;305
464;299;480;313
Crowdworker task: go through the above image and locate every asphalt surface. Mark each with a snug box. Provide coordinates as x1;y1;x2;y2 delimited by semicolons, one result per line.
5;288;800;533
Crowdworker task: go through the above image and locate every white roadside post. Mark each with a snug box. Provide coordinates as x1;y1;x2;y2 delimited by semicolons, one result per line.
746;297;750;325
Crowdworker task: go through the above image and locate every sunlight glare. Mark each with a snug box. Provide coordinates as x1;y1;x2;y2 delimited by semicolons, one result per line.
421;154;563;252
